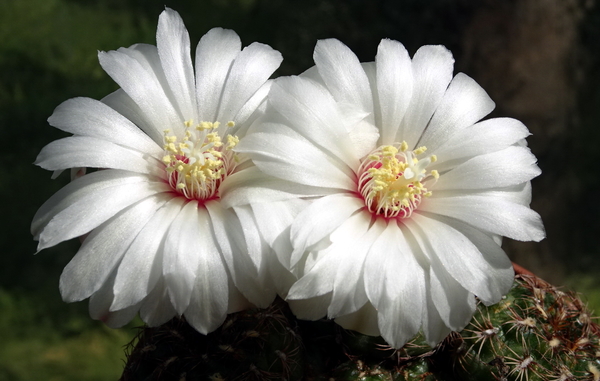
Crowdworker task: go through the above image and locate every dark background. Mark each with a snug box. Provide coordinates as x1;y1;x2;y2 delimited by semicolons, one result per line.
1;0;599;379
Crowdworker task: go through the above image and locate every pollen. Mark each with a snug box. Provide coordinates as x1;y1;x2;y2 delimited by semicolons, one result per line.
162;120;239;201
357;142;438;218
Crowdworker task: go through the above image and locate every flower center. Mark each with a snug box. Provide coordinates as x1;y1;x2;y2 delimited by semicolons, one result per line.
162;120;239;201
357;141;439;219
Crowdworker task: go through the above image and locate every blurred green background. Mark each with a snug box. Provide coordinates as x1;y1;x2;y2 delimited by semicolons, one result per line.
1;0;600;379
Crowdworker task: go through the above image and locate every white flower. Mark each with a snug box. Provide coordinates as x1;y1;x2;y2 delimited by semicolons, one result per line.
232;38;545;348
31;8;283;334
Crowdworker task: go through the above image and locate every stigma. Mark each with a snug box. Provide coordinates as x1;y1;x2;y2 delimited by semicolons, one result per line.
162;120;238;201
357;141;438;219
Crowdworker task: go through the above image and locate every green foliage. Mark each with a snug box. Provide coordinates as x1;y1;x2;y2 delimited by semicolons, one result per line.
0;0;154;293
565;273;600;316
0;0;153;80
0;288;137;381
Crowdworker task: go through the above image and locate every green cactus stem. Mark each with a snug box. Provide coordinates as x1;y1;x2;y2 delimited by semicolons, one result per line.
120;275;600;381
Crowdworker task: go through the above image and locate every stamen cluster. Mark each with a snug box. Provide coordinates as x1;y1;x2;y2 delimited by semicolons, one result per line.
162;120;238;201
357;141;439;218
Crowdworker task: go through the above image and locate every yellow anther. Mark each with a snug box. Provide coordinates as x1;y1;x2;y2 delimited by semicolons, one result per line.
166;142;177;152
414;146;427;155
431;170;439;179
226;135;239;150
184;120;193;127
400;141;408;152
199;121;212;130
227;121;235;128
430;155;437;162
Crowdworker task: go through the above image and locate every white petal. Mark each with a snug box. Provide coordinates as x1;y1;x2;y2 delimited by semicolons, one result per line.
375;39;413;145
233;204;279;306
433;146;541;190
88;271;140;328
33;171;170;250
405;223;476;332
430;182;534;207
266;245;299;298
268;76;364;167
313;39;373;117
431;213;514;304
328;216;384;317
205;201;272;308
111;197;185;310
225;276;254;314
407;214;513;301
183;207;229;333
290;193;364;267
98;45;183;137
288;212;370;304
162;200;204;314
335;302;380;336
419;194;545;242
233;205;266;270
102;89;163;145
217;42;282;122
347;119;380;159
48;97;162;155
250;199;306;268
236;130;356;190
203;203;240;254
378;293;423;348
35;136;162;176
232;81;271;129
220;166;332;208
288;293;332;320
420;73;495;151
140;279;177;326
184;260;229;334
194;28;241;122
157;8;197;122
362;222;425;347
421;278;453;346
431;118;530;170
399;45;454;147
204;201;238;274
60;194;169;302
428;261;476;331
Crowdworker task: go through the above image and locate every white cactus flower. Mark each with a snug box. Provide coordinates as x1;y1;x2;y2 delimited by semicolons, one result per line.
231;38;545;348
31;8;285;334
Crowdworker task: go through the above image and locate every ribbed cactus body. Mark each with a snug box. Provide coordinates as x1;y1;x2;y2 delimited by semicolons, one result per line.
120;275;600;380
449;275;600;381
